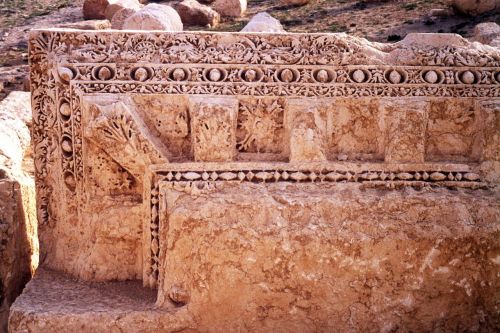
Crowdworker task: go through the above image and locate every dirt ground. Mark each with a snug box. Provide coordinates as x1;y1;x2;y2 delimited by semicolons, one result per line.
0;0;498;100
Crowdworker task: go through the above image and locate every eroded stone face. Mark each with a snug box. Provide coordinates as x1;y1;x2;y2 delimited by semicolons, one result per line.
18;30;500;331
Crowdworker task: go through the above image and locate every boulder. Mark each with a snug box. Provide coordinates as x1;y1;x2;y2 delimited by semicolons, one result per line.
104;0;142;21
452;0;497;15
83;0;110;19
473;22;500;47
111;7;139;29
241;12;285;33
0;91;37;332
212;0;246;17
123;4;183;31
174;0;220;27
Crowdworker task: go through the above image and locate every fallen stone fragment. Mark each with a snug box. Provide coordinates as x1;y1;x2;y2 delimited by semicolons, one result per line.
429;8;454;17
0;91;37;332
213;0;246;17
241;12;285;32
105;0;142;20
57;19;111;30
174;0;220;27
111;7;139;29
473;22;500;47
452;0;497;15
123;4;183;30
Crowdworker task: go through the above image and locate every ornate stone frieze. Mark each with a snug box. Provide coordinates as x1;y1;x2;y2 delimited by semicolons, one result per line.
28;29;499;286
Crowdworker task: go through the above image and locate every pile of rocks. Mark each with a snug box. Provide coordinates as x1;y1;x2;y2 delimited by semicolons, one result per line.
82;0;246;29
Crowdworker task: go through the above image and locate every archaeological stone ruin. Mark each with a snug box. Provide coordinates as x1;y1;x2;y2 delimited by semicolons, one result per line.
6;29;500;331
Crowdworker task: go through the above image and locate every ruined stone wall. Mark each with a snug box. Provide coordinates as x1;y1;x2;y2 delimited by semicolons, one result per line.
15;29;499;332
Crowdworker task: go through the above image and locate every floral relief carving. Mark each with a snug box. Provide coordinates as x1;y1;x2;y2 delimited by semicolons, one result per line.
237;98;284;154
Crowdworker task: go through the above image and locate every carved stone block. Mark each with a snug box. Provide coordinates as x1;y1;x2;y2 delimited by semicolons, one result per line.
189;97;238;162
288;99;327;162
383;100;429;163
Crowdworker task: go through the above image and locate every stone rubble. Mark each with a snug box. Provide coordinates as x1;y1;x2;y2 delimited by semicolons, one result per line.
123;4;183;31
174;0;220;28
212;0;246;17
241;12;285;32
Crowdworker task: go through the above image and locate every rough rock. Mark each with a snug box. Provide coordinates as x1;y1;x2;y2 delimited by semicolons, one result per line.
429;8;454;17
241;12;285;32
473;22;500;47
174;0;220;27
83;0;110;19
282;0;310;6
57;19;111;30
104;0;142;21
212;0;246;17
452;0;498;15
123;4;183;31
0;91;37;333
111;7;139;29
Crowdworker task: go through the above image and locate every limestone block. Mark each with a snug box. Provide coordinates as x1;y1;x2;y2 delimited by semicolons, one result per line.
157;183;500;332
452;0;498;15
241;12;285;33
123;4;183;31
426;99;482;162
111;8;138;29
0;92;37;332
189;97;238;162
174;0;220;27
104;0;141;20
213;0;246;17
383;100;428;163
474;22;500;47
288;99;327;162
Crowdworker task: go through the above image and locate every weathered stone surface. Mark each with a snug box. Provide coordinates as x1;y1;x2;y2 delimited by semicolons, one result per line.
104;0;142;21
9;268;195;332
157;183;500;332
123;4;183;31
57;19;111;30
474;22;500;47
241;12;285;33
18;29;500;331
83;0;110;19
213;0;246;17
174;0;220;27
111;7;138;29
0;92;37;333
452;0;498;15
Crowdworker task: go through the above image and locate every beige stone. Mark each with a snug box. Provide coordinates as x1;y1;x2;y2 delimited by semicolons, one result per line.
474;22;500;47
0;92;37;332
111;7;138;29
241;12;285;33
452;0;498;15
104;0;142;21
213;0;246;17
13;29;500;332
57;19;111;30
123;4;183;31
174;0;220;27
